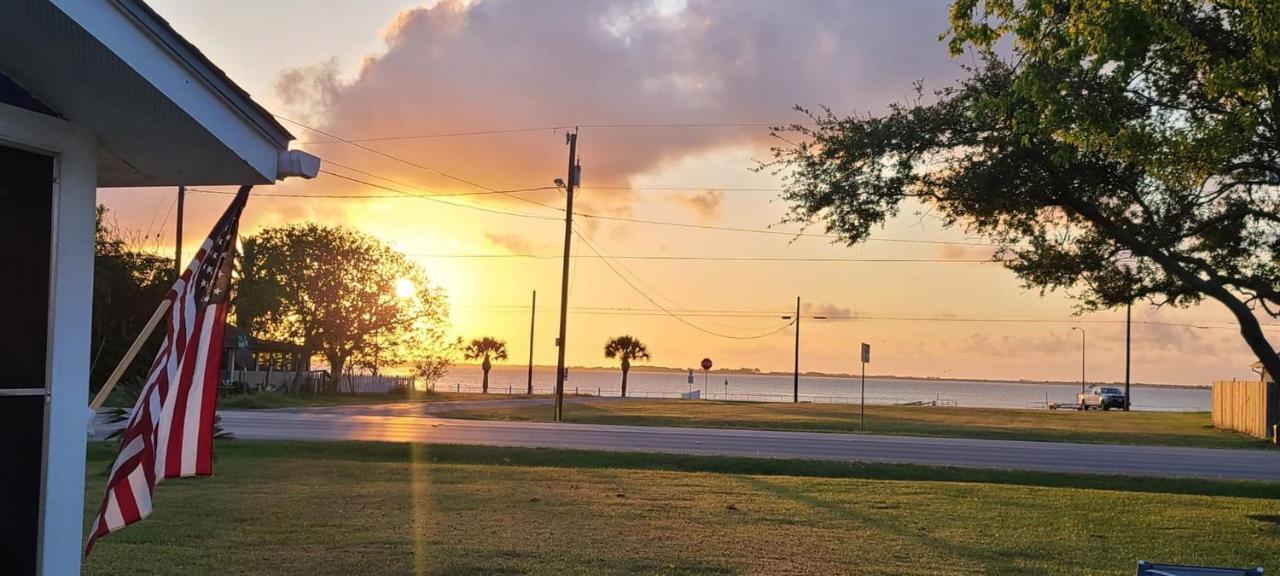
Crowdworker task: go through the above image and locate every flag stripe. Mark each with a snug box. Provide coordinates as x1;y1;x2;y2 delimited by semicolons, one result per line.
196;308;227;475
86;187;251;555
103;498;124;532
180;309;216;476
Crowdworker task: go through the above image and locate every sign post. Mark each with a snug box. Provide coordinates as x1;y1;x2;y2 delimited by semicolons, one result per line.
860;343;870;431
687;369;694;395
700;358;713;397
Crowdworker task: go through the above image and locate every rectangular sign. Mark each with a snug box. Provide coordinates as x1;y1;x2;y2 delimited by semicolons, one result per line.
687;369;694;384
861;342;871;364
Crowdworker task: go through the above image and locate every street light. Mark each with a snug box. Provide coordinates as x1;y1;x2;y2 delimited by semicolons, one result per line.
781;297;827;403
1118;256;1137;411
1071;326;1086;393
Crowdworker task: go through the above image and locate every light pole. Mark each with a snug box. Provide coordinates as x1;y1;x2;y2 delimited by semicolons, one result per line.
1119;258;1136;411
553;131;579;422
1071;327;1086;392
780;298;825;403
1124;300;1131;410
527;289;536;396
791;297;800;402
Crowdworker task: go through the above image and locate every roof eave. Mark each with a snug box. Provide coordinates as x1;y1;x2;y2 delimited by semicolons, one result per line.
109;0;294;148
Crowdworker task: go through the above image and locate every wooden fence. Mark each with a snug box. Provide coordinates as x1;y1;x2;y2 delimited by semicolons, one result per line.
1212;380;1279;439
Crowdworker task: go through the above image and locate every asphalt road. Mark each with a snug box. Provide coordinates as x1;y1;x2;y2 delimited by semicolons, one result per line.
185;402;1280;482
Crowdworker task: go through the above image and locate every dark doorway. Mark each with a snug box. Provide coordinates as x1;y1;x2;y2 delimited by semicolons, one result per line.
0;143;54;576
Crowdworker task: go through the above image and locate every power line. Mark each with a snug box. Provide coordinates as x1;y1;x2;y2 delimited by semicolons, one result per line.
279;115;576;217
222;120;999;247
570;221;772;333
191;179;993;247
298;125;569;144
294;120;807;144
582;185;784;192
321;159;558;198
403;253;994;263
188;175;561;222
571;211;993;245
456;303;1280;330
276;115;507;194
316;170;564;221
275;115;1002;247
571;226;796;340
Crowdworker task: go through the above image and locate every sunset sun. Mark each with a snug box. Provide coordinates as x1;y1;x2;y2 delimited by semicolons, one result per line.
394;277;415;299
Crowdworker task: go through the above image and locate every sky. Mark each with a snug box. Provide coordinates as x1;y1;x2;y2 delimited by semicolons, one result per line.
97;0;1277;385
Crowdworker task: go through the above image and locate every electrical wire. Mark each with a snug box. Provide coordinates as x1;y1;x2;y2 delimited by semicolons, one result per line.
150;192;179;254
402;253;994;263
582;185;784;192
278;115;1001;247
293;120;809;144
570;222;766;332
276;115;506;194
319;171;563;222
321;159;559;198
571;227;796;340
455;303;1280;330
189;182;992;247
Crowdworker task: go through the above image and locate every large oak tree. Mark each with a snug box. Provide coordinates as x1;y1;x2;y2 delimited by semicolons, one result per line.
236;223;449;390
770;0;1280;378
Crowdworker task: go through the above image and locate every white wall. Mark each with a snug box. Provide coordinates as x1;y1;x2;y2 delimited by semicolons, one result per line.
0;102;97;576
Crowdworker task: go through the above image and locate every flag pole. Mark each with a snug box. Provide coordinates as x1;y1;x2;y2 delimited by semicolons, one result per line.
88;299;171;411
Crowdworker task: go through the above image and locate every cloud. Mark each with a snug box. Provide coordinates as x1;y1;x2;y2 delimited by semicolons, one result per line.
275;58;343;125
485;232;540;254
277;0;961;215
675;189;724;220
936;243;998;260
802;302;852;318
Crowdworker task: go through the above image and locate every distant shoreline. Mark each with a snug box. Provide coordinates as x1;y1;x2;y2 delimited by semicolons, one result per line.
457;363;1214;390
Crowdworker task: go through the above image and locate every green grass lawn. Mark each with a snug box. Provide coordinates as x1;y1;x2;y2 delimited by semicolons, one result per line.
436;399;1272;449
82;441;1278;575
212;390;541;409
101;385;543;410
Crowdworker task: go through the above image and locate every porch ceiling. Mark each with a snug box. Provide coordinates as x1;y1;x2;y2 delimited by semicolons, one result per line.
0;0;296;187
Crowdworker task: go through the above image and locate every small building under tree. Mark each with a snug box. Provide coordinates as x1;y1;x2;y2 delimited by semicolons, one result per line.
220;324;311;390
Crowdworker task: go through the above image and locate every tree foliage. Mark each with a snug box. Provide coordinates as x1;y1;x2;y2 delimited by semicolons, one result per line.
463;337;508;393
91;206;172;393
770;0;1280;378
414;336;462;388
236;223;449;389
604;335;650;397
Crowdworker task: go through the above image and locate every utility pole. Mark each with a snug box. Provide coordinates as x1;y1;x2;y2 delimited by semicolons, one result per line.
778;297;821;403
860;343;870;427
174;185;185;278
553;130;579;422
1071;326;1086;392
792;296;800;403
527;290;536;395
1124;301;1132;410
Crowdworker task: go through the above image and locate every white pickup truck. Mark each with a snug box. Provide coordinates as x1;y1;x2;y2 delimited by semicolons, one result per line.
1076;386;1126;411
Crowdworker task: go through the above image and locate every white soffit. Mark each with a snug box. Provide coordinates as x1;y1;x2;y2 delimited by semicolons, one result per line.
0;0;297;187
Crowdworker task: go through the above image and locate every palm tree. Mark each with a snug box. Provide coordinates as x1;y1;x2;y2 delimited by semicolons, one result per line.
464;337;508;393
604;335;650;398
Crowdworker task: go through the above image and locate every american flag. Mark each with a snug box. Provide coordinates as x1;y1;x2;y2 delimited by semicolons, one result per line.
86;186;251;554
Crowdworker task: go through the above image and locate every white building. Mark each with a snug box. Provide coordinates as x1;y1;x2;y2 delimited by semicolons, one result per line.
0;2;314;573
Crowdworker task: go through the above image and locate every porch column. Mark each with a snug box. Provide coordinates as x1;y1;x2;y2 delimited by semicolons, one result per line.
0;102;97;576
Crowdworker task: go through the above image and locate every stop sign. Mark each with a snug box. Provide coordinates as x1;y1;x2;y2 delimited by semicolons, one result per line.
700;358;713;371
